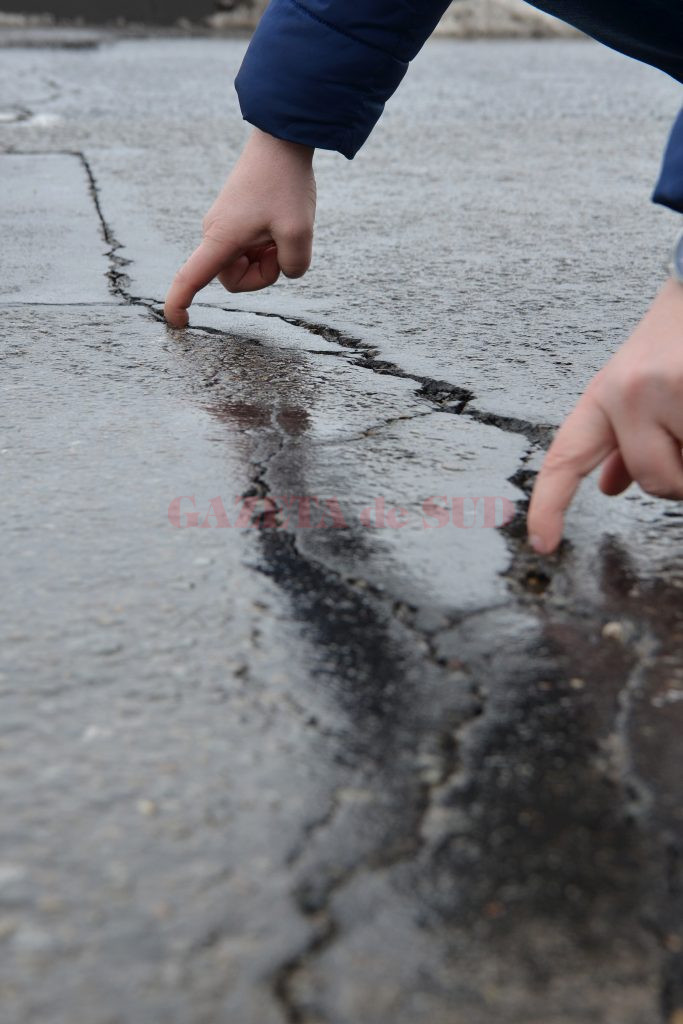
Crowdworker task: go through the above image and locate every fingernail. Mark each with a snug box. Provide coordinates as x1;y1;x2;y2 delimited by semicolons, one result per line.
529;534;548;554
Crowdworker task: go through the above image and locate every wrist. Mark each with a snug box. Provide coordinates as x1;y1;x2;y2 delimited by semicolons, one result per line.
248;127;314;166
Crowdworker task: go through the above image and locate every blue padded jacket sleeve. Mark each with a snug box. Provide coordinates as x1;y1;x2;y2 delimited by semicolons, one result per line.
234;0;451;159
527;2;683;84
653;109;683;214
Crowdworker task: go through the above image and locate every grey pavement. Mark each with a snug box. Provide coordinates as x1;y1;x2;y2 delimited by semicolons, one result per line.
1;27;683;1024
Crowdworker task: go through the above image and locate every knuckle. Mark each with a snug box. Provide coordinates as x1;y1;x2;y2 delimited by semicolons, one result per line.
617;364;666;405
583;372;607;403
640;480;673;499
637;475;681;500
629;458;678;498
278;221;312;246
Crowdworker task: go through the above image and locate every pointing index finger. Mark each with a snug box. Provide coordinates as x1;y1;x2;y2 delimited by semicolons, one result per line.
164;236;241;328
527;400;616;554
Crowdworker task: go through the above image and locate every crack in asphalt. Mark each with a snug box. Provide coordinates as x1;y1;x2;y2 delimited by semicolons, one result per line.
270;709;473;1023
221;397;496;1024
77;151;135;304
60;150;679;1022
296;409;437;449
215;305;556;448
67;155;570;1021
272;779;446;1022
6;151;554;452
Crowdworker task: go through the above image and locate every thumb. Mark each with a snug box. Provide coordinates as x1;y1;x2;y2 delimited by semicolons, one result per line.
273;223;313;279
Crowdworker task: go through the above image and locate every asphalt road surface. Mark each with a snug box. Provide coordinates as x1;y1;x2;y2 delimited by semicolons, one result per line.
2;26;683;1024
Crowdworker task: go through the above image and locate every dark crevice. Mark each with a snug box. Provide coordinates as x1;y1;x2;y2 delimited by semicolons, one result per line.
216;305;555;446
76;151;134;303
232;419;492;1024
270;722;466;1024
0;157;559;451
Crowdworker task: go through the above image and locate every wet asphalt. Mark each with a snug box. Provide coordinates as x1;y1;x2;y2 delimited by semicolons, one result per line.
1;26;683;1024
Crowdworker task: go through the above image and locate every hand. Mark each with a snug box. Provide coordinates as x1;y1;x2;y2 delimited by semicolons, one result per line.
528;278;683;554
164;128;316;328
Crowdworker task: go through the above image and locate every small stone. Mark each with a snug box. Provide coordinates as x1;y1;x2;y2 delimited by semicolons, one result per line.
569;677;585;690
524;570;550;593
602;621;625;642
81;725;112;743
137;799;158;818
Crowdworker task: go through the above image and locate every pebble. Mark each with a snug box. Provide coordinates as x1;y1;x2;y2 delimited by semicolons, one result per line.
136;799;158;818
81;725;113;743
601;621;625;642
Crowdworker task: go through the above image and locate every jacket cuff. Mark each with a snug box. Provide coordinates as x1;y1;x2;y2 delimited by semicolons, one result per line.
653;107;683;214
235;0;408;159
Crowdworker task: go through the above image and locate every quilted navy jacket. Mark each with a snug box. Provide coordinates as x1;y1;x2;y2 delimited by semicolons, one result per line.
235;0;683;214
